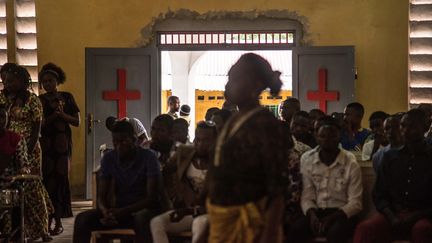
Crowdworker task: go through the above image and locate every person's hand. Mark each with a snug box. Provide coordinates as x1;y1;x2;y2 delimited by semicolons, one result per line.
169;209;190;223
19;166;30;174
100;216;118;227
307;209;321;235
320;211;347;233
99;207;117;226
389;214;411;237
55;105;66;118
107;208;126;220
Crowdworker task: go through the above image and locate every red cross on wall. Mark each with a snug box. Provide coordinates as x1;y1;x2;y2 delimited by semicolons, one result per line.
102;69;141;119
307;68;339;113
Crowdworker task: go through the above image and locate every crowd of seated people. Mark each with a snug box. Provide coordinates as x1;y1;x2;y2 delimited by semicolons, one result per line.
72;53;432;243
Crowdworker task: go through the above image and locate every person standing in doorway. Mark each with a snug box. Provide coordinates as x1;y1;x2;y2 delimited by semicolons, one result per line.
38;63;80;236
179;104;191;124
167;96;180;119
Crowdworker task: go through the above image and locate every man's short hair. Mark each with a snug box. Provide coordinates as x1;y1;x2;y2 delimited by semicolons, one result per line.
284;97;300;104
282;97;300;108
111;120;135;138
316;116;341;130
369;111;389;122
173;118;189;130
168;96;179;103
212;109;232;123
105;116;117;132
292;110;310;120
153;114;174;129
196;120;217;136
346;102;365;115
205;107;220;121
405;108;429;128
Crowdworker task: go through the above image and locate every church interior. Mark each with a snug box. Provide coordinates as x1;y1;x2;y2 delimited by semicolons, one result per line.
2;0;432;242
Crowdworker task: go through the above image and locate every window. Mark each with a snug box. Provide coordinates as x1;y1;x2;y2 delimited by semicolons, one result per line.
0;0;38;91
409;0;432;105
158;30;295;49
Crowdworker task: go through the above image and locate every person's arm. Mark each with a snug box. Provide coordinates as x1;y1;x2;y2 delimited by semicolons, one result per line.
372;152;398;223
58;110;80;127
97;177;112;217
259;195;285;243
361;141;373;161
163;149;179;175
58;93;80;127
300;157;318;215
28;120;41;157
42;112;58;127
339;159;363;218
28;95;42;156
15;137;30;173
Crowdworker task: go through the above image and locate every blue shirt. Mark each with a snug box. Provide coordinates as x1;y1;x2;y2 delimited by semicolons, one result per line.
372;145;392;173
341;128;370;151
99;147;160;207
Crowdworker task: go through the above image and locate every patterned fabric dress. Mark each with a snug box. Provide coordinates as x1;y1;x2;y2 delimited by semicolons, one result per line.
39;92;79;218
0;91;53;239
0;131;28;237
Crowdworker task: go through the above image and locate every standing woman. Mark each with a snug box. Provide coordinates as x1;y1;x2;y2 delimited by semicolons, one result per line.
39;63;80;235
0;64;53;242
207;53;289;243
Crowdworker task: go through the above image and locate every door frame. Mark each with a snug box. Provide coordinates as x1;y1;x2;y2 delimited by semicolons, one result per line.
292;46;355;98
85;47;160;199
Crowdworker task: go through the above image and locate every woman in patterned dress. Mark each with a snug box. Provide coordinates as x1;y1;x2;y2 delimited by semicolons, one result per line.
39;63;80;236
0;64;53;242
0;104;29;239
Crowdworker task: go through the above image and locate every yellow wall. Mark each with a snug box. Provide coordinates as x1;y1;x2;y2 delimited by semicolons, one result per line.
35;0;408;196
195;90;293;122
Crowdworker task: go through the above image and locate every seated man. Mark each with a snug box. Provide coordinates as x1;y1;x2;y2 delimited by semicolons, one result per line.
211;109;232;134
279;97;300;125
354;109;432;243
290;111;317;148
361;111;389;161
150;121;217;243
341;102;370;151
179;104;191;124
289;117;363;243
124;117;149;147
172;118;191;146
372;114;403;173
73;121;162;243
144;114;175;168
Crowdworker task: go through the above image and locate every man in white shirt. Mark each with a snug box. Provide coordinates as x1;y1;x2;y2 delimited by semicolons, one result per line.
288;116;363;243
361;111;389;161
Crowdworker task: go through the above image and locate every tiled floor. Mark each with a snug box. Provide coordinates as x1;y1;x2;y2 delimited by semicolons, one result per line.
39;201;92;243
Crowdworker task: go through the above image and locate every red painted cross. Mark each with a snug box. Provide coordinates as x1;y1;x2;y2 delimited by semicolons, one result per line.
306;68;339;113
102;69;141;119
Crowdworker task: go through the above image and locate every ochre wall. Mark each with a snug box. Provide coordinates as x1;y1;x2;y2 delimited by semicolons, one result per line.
194;90;293;122
35;0;408;196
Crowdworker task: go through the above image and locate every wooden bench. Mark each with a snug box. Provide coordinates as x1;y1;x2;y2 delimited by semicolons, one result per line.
91;228;192;243
91;229;135;243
